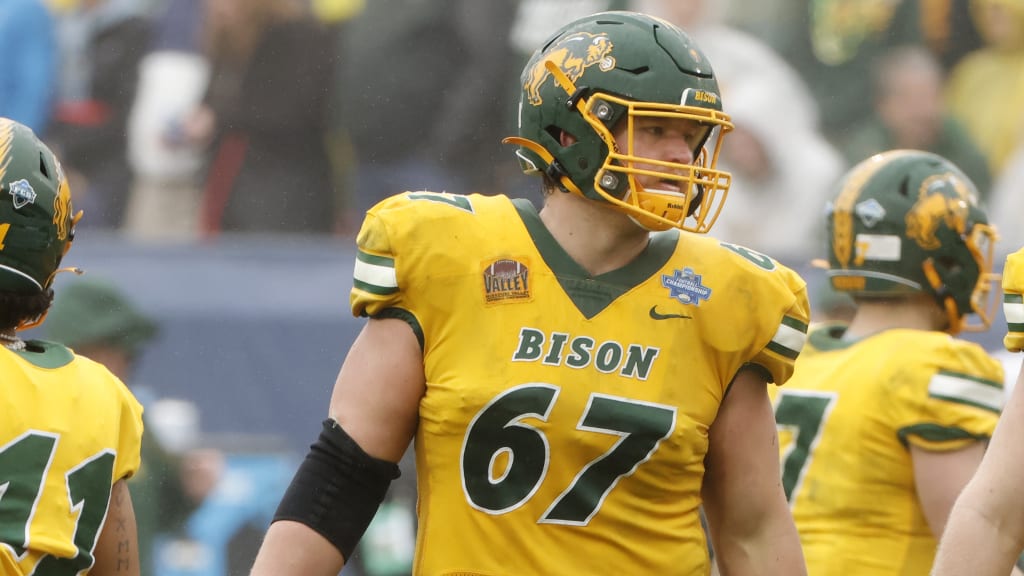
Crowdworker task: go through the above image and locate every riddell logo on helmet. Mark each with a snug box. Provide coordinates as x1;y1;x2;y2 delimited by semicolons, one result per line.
524;32;615;106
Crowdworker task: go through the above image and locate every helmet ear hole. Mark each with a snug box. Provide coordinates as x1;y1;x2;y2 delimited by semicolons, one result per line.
37;150;51;179
897;175;911;197
935;255;961;273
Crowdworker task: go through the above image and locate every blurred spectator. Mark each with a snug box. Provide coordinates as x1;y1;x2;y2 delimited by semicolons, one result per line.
309;0;364;24
946;0;1024;176
839;45;992;201
124;0;208;241
734;0;991;144
916;0;986;70
727;0;983;74
990;144;1024;253
42;276;216;576
309;0;364;236
632;0;822;131
0;0;58;134
635;0;844;259
711;84;845;259
340;0;521;218
47;0;152;229
187;0;337;236
510;0;628;54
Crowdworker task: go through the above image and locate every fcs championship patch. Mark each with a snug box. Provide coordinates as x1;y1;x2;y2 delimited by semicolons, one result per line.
661;267;712;306
8;179;36;209
483;258;531;304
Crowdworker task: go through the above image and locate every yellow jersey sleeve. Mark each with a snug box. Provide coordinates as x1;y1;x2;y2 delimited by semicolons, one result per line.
750;265;811;385
351;197;404;317
1004;248;1024;352
890;335;1004;451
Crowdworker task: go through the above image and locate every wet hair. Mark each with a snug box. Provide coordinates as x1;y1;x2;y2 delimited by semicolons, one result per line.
0;289;54;331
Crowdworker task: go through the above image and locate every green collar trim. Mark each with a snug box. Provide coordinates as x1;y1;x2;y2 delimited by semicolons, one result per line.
512;198;679;318
6;339;75;368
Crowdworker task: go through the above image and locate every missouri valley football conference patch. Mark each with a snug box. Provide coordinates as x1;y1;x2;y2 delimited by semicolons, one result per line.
483;258;532;304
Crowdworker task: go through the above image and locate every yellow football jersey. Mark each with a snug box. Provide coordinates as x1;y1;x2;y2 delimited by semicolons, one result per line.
350;192;810;575
0;341;143;575
771;326;1004;575
1004;248;1024;352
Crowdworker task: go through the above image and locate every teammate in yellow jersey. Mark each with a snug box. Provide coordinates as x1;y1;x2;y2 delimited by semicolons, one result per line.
770;150;1008;575
250;10;809;576
932;247;1024;576
0;117;144;575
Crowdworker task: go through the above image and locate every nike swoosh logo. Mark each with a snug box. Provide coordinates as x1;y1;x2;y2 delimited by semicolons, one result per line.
649;305;692;320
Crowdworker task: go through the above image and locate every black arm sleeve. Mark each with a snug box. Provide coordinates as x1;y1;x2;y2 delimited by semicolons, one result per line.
272;419;401;560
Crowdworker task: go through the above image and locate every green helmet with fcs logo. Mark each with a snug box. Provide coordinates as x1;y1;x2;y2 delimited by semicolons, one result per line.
505;11;734;233
0;118;80;298
825;149;999;334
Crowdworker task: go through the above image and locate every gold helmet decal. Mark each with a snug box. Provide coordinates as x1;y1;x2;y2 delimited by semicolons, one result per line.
524;32;615;106
832;154;891;267
905;172;972;250
0;120;15;184
832;150;920;268
52;160;73;241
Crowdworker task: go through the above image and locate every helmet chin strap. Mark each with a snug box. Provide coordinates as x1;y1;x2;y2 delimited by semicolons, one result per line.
502;136;586;197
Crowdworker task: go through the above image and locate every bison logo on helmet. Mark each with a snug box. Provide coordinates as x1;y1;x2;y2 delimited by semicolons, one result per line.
905;173;972;250
524;32;615;106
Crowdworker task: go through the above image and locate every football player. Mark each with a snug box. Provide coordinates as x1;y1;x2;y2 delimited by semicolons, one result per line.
931;247;1024;576
250;11;808;576
770;150;1007;575
0;117;144;575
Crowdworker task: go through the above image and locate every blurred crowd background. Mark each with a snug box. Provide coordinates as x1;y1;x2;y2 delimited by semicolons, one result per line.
2;0;1023;574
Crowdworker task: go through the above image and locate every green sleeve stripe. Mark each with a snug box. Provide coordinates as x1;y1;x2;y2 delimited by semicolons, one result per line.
767;321;806;360
897;423;990;447
781;315;809;333
353;278;399;296
357;250;395;268
928;372;1004;413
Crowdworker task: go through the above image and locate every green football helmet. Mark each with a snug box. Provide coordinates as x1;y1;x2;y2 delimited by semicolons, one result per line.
0;118;80;301
505;11;734;232
825;149;999;334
